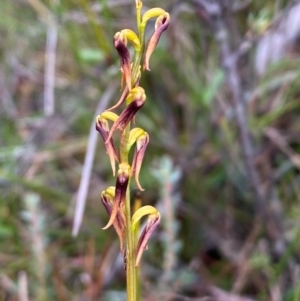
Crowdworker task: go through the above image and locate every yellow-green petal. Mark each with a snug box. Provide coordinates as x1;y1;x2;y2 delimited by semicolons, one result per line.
141;8;166;26
100;111;119;122
131;205;158;230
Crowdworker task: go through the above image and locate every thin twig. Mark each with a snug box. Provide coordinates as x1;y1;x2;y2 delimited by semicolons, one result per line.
26;0;58;116
44;20;58;116
18;271;29;301
72;83;116;236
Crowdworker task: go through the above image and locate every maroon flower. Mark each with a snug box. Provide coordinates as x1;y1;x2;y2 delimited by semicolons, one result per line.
131;133;149;191
105;88;146;144
114;32;132;91
135;213;161;267
95;116;119;176
144;12;170;71
101;189;126;251
102;163;130;230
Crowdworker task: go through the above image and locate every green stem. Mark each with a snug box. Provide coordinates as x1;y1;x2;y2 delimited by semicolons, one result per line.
136;1;141;35
123;7;147;301
125;179;137;301
119;122;137;301
131;50;142;86
120;123;130;163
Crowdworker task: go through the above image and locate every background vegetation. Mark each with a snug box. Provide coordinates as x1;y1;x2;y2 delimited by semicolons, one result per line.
1;0;300;300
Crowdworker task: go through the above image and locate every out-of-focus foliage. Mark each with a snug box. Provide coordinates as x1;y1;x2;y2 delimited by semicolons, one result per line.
1;0;300;300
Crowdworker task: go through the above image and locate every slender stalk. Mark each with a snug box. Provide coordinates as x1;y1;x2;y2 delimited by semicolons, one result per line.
120;123;131;163
134;196;142;301
132;50;143;85
123;37;143;301
132;22;145;85
125;179;137;301
136;0;142;36
123;25;144;300
119;113;136;300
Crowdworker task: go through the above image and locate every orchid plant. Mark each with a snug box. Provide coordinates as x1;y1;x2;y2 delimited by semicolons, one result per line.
95;1;170;300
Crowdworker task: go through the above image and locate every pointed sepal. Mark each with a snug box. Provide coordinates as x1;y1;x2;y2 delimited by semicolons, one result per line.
107;85;129;111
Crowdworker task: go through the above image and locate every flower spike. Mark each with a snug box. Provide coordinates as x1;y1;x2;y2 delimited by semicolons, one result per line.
95;0;170;281
105;87;146;144
101;187;126;251
103;163;130;230
135;212;161;267
144;12;170;71
131;132;149;191
95;115;120;176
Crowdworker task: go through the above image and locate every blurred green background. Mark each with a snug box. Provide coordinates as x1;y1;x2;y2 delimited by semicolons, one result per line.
1;0;300;300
